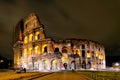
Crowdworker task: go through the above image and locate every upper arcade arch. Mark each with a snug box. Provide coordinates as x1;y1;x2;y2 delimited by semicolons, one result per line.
62;46;68;53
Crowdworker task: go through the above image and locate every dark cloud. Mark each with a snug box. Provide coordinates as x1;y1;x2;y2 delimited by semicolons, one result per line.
35;0;55;5
0;0;16;4
0;22;6;34
0;0;120;59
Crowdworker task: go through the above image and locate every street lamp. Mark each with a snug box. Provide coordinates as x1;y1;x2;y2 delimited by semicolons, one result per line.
0;60;4;63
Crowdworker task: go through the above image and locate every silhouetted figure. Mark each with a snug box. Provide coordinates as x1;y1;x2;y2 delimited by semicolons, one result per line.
23;68;26;73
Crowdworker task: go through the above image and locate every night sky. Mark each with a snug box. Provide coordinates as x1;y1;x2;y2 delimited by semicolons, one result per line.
0;0;120;59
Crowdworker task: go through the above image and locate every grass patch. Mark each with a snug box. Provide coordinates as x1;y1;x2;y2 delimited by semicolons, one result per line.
77;71;120;80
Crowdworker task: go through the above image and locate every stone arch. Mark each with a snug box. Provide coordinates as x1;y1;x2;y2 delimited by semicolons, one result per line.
34;45;40;55
51;59;57;70
62;46;68;53
44;46;47;52
81;44;85;49
63;63;67;69
34;60;39;70
82;61;86;69
29;33;33;41
42;44;47;53
86;61;91;69
42;60;48;70
54;47;59;53
71;60;76;70
35;31;40;40
86;50;91;58
92;51;95;58
82;50;85;58
75;49;80;57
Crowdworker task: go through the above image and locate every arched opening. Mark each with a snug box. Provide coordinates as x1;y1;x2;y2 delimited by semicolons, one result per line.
82;61;86;69
34;61;39;70
29;34;33;42
54;48;59;53
54;48;62;58
71;61;76;70
35;46;40;55
63;63;67;69
42;60;47;70
35;32;40;40
62;47;68;53
42;44;47;53
24;36;28;44
82;50;85;58
76;49;81;56
92;62;97;69
51;59;57;70
74;50;80;58
44;46;47;53
81;44;85;49
86;61;91;69
37;34;40;40
92;51;95;58
87;50;91;58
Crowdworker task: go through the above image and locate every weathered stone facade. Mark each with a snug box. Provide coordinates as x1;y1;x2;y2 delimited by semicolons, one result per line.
13;13;106;71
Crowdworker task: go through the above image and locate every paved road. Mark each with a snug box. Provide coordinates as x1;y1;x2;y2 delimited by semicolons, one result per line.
34;72;92;80
0;71;92;80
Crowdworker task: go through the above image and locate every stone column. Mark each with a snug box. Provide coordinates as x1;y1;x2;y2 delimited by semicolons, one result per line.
47;41;50;53
47;41;53;53
32;42;35;70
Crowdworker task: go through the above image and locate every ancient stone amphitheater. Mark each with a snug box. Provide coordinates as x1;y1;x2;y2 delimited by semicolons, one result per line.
13;13;106;71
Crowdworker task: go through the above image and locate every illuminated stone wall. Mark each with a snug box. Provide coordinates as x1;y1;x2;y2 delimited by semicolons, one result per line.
13;13;106;71
53;39;106;70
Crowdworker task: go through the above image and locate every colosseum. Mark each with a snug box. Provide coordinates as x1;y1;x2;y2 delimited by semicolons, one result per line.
13;13;106;71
